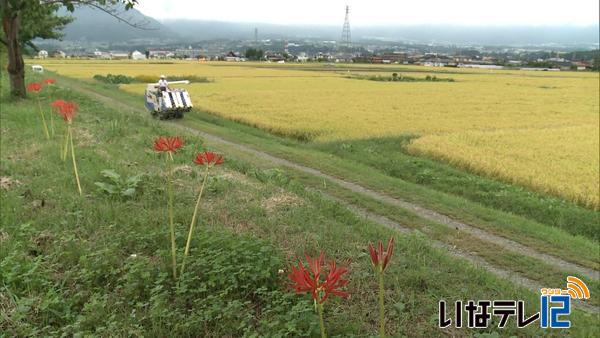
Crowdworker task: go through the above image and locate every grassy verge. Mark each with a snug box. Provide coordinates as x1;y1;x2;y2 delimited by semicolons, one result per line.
2;72;598;336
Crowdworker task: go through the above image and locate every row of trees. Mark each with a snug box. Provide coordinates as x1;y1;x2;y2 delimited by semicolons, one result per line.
1;0;139;98
244;47;264;61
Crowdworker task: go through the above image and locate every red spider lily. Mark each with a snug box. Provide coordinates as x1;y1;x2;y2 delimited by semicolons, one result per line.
51;99;67;110
369;237;395;337
154;136;184;279
153;136;184;153
193;151;224;166
288;252;349;304
43;78;56;85
180;150;225;277
56;101;78;123
320;260;349;303
52;100;82;195
289;252;324;299
368;237;394;272
29;82;49;138
26;82;43;93
51;100;69;160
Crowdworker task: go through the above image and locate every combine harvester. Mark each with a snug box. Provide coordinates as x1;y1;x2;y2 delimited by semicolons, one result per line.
145;80;193;119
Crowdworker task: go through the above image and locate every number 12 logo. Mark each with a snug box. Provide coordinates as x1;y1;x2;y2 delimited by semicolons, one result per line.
540;295;570;328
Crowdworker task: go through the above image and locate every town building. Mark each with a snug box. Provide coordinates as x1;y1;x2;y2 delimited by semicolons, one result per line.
131;50;147;60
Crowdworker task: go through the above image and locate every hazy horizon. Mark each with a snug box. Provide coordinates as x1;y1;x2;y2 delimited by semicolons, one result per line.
136;0;599;26
159;18;600;29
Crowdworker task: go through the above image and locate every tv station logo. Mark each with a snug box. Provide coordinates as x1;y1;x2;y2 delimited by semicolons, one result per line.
439;276;590;329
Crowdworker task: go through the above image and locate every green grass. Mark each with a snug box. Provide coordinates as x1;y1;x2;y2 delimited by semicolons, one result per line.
2;72;599;336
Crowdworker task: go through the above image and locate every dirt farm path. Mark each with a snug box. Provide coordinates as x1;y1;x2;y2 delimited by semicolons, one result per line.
61;77;598;313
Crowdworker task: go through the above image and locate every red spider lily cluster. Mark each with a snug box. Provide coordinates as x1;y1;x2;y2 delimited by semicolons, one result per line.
368;237;394;272
26;78;56;93
31;79;84;195
287;239;395;337
288;252;349;304
153;136;184;153
51;100;78;123
194;151;224;166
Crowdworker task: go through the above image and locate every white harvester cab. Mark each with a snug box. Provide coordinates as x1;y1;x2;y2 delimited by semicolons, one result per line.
145;80;193;119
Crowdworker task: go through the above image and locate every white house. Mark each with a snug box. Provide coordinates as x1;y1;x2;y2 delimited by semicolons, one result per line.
459;64;504;70
131;50;146;60
38;50;48;59
110;51;129;59
296;54;309;62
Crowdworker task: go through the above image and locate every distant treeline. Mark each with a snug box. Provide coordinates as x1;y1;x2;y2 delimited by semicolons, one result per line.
347;73;455;83
93;74;211;84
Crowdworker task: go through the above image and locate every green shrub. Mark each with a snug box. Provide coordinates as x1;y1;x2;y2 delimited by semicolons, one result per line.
94;169;143;199
93;74;135;84
347;74;455;83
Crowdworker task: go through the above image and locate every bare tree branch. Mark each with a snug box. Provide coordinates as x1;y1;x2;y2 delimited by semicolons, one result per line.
25;40;39;52
80;2;155;30
40;0;155;30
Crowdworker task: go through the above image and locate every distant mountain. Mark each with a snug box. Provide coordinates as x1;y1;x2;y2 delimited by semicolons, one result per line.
54;6;599;47
59;6;179;43
354;25;600;46
163;20;338;41
164;19;600;46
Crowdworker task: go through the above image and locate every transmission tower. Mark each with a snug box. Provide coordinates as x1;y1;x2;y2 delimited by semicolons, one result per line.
341;5;351;49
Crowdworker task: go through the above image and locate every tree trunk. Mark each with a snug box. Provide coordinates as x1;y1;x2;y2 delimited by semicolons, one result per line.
2;9;26;98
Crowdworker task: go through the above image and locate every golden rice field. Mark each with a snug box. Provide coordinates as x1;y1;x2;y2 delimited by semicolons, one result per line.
34;60;600;208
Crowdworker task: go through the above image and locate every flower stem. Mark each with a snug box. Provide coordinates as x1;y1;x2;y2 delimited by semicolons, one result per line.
37;98;50;140
166;152;177;279
180;164;210;277
317;300;327;338
68;126;82;196
49;106;55;137
62;127;69;161
378;271;386;338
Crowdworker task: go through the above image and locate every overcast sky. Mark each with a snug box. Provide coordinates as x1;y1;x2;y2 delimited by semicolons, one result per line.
136;0;599;26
